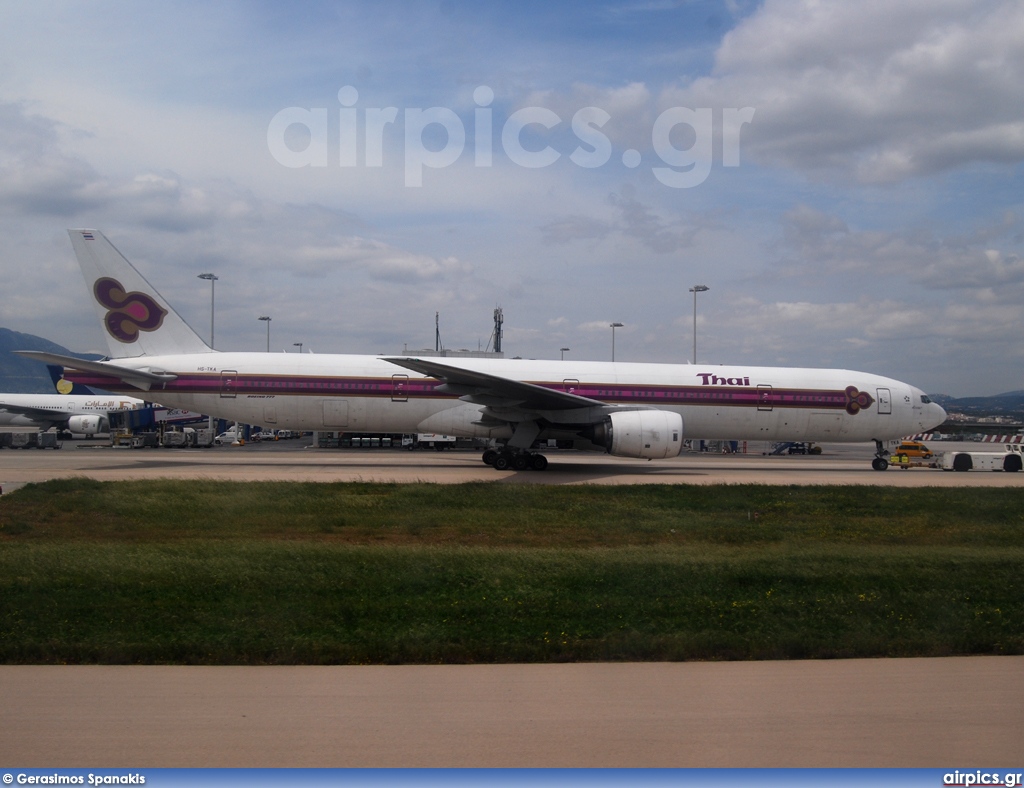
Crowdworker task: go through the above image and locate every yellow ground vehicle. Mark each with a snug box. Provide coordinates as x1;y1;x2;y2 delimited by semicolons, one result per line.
889;440;935;468
891;441;933;461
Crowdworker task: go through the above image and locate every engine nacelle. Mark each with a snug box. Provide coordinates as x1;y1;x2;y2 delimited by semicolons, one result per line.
590;410;684;459
67;414;109;435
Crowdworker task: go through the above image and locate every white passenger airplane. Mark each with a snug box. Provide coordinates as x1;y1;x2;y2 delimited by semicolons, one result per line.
0;367;142;435
18;229;947;470
0;393;140;434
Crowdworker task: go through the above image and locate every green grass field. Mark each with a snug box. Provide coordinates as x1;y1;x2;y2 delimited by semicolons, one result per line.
1;478;1022;664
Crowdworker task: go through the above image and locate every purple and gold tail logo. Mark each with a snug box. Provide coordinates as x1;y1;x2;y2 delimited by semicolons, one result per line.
845;386;875;415
94;278;167;343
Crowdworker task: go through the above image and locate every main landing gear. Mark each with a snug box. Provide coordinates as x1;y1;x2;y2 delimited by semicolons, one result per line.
482;448;549;471
871;440;890;471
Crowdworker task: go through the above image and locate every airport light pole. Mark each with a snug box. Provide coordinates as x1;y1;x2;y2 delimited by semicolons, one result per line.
610;322;623;362
258;316;271;352
197;273;218;349
293;342;303;354
560;347;570;360
197;272;219;435
689;285;709;364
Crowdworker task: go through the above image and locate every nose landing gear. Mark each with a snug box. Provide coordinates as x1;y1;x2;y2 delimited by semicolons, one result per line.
872;440;890;471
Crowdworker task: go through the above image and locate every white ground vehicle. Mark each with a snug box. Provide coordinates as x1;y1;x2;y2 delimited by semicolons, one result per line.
414;433;457;450
214;429;240;445
940;444;1023;472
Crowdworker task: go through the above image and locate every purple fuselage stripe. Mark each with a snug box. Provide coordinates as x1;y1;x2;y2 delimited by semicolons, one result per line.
65;372;860;411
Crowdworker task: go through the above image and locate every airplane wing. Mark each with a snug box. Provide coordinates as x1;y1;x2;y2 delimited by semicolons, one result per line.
0;402;65;424
14;351;177;392
383;357;605;411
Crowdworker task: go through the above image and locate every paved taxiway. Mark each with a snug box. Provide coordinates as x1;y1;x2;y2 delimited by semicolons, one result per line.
2;658;1022;767
2;440;1020;766
1;439;1021;489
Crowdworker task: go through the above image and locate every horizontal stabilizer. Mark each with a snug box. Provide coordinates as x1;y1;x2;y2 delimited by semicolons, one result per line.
15;351;177;392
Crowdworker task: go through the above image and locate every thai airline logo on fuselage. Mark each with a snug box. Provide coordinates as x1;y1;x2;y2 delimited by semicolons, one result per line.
844;386;875;415
696;372;876;415
94;277;167;343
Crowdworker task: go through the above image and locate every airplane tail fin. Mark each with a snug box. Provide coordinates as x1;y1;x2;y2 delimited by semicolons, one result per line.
68;229;214;358
47;364;96;395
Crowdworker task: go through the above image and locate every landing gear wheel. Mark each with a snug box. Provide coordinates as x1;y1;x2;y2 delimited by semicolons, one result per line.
512;453;530;471
482;449;498;466
493;452;512;471
871;440;890;472
529;453;548;471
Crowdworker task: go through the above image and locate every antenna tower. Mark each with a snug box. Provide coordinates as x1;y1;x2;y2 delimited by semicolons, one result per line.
492;307;503;354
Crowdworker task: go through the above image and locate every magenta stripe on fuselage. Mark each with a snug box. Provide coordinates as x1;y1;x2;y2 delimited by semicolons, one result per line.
65;371;858;411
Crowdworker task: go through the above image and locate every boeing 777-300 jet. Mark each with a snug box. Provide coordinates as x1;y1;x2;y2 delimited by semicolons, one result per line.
17;230;947;470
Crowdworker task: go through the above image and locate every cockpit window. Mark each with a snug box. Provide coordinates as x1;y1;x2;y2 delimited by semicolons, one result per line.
920;395;932;404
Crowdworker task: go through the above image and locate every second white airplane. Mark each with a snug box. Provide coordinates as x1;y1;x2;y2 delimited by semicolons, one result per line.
19;229;947;471
0;366;143;435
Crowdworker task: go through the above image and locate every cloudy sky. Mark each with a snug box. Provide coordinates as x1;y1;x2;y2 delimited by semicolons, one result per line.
1;0;1022;396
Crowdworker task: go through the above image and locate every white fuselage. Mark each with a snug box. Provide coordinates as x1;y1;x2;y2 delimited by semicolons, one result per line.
0;394;142;429
64;352;947;445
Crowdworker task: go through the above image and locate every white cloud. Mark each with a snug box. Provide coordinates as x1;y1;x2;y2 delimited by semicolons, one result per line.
540;215;611;245
540;187;697;252
520;82;654;151
670;0;1024;181
708;294;1024;373
771;204;1024;301
578;320;627;333
0;101;110;215
292;238;471;281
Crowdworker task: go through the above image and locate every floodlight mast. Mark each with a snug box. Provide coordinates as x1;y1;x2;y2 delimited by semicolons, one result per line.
197;273;218;349
610;322;624;362
688;285;709;363
258;316;271;352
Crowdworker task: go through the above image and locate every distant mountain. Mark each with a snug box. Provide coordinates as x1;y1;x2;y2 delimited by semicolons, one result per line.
930;391;1024;418
0;328;101;394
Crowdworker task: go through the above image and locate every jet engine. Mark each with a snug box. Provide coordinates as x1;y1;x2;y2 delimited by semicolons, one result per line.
587;410;683;459
67;414;109;435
